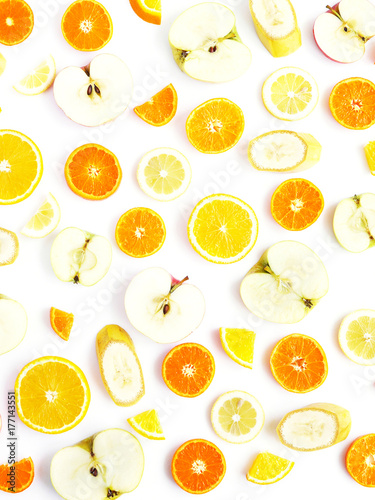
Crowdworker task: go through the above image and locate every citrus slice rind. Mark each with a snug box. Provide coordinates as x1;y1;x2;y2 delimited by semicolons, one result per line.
246;451;294;485
211;390;265;444
137;147;191;201
188;194;258;264
262;67;319;121
339;309;375;366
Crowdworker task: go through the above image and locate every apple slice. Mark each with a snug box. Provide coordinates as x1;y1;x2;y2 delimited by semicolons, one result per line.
0;227;19;266
124;268;205;343
96;325;145;406
333;193;375;252
249;0;301;57
0;295;27;355
51;227;112;286
54;53;133;127
50;428;144;499
240;241;329;324
314;0;375;63
169;2;251;83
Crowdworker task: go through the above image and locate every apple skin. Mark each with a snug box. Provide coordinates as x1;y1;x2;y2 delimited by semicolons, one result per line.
0;295;28;356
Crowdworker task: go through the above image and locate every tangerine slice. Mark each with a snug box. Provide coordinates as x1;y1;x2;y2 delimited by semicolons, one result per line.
0;457;34;493
162;343;215;397
172;439;226;494
271;178;324;231
134;84;177;126
346;434;375;487
270;333;328;393
50;307;74;341
0;0;33;46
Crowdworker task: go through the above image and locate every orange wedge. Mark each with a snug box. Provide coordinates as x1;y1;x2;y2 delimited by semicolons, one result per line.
0;457;34;493
134;84;177;126
50;307;74;341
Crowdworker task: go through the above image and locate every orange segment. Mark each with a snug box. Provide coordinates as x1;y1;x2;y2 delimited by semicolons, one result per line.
172;439;226;494
271;178;324;231
129;0;161;25
162;343;215;398
0;0;33;45
329;77;375;130
115;207;166;258
50;307;74;341
186;98;244;154
346;434;375;487
65;144;121;200
61;0;113;51
0;457;34;493
15;356;90;434
134;84;177;126
270;334;328;393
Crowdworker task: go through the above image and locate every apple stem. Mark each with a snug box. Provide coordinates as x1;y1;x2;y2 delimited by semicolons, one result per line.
326;5;343;21
170;276;189;294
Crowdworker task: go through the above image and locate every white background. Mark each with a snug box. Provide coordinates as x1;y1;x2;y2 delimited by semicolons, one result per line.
1;0;375;498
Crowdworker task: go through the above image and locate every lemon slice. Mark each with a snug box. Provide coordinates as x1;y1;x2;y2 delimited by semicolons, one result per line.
262;67;319;121
211;390;264;444
246;452;294;484
339;309;375;365
188;194;258;264
21;193;61;238
0;54;6;76
137;147;191;201
128;409;165;440
220;328;256;369
364;141;375;175
14;55;56;96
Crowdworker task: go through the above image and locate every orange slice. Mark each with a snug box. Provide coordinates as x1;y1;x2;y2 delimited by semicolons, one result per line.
129;0;161;25
162;343;215;398
15;356;90;434
271;178;324;231
61;0;113;51
50;307;74;341
115;207;166;257
0;0;33;46
65;144;121;200
270;334;328;393
346;434;375;487
329;77;375;130
0;457;34;493
134;84;177;126
172;439;226;494
186;98;244;154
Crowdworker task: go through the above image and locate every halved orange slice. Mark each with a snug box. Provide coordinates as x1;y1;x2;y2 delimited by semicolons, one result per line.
61;0;113;51
172;439;226;494
65;144;121;200
0;457;34;493
134;84;177;126
115;207;166;258
329;77;375;130
186;98;244;154
162;343;215;397
0;0;33;45
50;307;74;341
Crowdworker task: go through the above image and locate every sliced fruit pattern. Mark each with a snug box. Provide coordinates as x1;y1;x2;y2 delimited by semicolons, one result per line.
2;0;375;496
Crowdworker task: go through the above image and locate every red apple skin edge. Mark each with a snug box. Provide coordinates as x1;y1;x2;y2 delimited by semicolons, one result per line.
313;2;352;64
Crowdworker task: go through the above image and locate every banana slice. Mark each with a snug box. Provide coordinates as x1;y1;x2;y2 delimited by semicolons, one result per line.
0;228;19;266
277;403;351;451
248;131;321;172
333;193;375;253
96;325;145;406
249;0;301;57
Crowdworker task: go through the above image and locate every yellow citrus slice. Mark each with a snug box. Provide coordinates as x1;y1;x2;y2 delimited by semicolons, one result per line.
364;141;375;175
211;390;264;444
220;328;256;369
137;147;191;201
13;55;56;95
129;0;161;25
187;194;258;264
21;193;60;238
339;310;375;366
15;356;90;434
262;67;319;121
246;452;294;484
0;130;43;204
0;54;6;76
128;409;165;440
